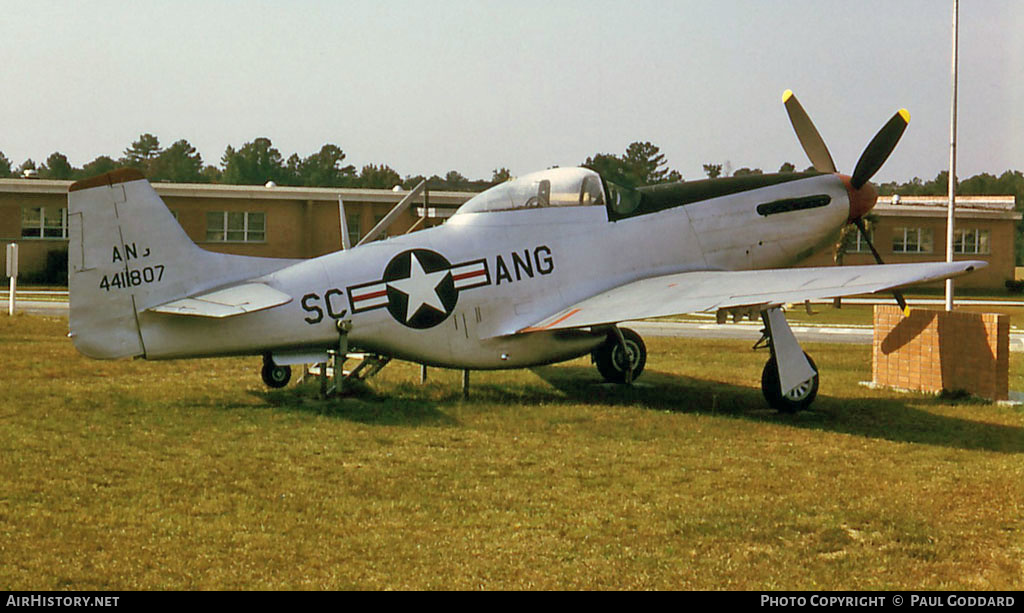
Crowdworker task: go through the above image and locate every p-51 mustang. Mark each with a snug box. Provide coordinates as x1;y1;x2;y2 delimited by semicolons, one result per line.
68;92;982;411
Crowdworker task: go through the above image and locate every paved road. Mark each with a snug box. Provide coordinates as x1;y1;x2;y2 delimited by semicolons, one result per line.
625;319;1024;352
9;300;69;317
626;319;872;344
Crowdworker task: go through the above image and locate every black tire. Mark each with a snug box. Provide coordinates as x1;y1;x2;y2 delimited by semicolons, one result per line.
593;328;647;384
261;362;292;388
761;353;818;413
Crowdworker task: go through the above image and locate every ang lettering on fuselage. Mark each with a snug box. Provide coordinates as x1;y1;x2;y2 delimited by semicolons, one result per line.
300;245;555;326
494;245;553;285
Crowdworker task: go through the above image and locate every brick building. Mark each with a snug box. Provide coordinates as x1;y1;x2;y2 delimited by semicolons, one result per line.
0;178;472;281
802;194;1020;289
0;178;1018;290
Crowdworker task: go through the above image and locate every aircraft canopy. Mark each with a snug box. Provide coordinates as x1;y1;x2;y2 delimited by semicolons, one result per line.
454;167;605;215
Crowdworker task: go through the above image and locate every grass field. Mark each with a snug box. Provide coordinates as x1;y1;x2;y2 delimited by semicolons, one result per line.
1;315;1022;590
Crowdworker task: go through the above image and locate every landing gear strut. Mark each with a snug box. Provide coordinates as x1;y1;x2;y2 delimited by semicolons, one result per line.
593;327;646;384
261;355;292;388
757;307;818;412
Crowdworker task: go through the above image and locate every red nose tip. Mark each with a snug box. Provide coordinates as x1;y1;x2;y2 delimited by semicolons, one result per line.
841;174;878;223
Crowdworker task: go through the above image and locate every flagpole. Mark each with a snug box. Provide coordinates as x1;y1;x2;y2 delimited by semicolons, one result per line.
945;0;959;311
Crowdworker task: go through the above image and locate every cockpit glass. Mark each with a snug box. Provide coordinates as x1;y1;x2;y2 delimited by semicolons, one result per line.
605;180;642;215
454;167;606;215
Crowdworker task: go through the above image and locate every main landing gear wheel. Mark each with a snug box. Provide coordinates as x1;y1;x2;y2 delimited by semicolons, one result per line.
261;357;292;389
593;328;647;384
760;353;818;413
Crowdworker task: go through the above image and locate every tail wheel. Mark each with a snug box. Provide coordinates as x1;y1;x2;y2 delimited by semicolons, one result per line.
261;361;292;388
761;353;818;413
593;328;646;384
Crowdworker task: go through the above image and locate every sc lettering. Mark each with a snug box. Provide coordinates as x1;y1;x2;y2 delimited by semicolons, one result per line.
301;289;348;324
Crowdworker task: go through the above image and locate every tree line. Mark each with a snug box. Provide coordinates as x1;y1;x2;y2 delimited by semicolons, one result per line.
0;135;695;192
0;135;676;193
0;135;469;191
1;134;1021;208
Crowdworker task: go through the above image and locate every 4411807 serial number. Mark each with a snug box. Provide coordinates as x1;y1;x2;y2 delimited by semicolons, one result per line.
99;265;165;291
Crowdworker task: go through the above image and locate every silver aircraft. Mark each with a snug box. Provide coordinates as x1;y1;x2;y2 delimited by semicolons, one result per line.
67;92;983;411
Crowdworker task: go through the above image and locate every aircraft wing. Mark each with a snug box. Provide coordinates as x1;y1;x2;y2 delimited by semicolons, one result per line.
148;282;292;318
519;261;986;333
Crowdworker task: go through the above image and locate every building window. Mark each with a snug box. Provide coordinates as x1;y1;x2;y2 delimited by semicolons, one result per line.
891;227;933;254
346;214;361;247
206;211;265;242
953;228;990;255
373;213;388;240
849;229;874;254
21;206;68;239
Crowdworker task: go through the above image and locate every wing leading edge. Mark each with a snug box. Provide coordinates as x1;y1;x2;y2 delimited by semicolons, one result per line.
519;261;986;333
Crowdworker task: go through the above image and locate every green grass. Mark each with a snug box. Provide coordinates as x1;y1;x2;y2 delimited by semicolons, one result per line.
1;315;1022;590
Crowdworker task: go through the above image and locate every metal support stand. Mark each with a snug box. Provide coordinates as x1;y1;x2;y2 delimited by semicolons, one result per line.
462;369;470;399
309;318;393;398
420;364;428;384
345;354;391;381
319;362;328;398
334;319;351;394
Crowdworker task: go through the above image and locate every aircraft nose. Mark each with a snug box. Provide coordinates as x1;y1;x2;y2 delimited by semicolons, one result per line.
841;174;878;223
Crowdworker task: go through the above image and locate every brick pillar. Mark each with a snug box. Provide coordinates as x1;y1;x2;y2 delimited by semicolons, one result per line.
872;305;1009;401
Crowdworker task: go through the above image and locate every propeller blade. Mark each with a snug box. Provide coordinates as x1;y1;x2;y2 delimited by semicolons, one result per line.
782;89;837;174
854;218;909;315
853;219;883;264
851;109;910;189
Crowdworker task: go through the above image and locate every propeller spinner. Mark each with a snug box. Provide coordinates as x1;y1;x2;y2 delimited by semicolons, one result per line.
782;90;911;313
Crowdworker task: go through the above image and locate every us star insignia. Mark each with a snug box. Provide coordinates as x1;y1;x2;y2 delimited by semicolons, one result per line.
347;249;490;329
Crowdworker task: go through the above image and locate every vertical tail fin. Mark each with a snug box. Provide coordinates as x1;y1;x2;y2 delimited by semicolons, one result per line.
68;170;289;358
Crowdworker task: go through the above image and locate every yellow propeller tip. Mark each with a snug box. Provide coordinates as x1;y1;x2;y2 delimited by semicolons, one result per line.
782;89;794;103
902;306;911;317
898;108;910;123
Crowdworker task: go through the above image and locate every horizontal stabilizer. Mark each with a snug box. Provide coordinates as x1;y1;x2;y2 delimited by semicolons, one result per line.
149;283;292;318
519;260;986;333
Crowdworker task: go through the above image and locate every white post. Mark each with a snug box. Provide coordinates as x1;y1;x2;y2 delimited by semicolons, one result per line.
6;243;17;316
945;0;959;312
339;195;351;250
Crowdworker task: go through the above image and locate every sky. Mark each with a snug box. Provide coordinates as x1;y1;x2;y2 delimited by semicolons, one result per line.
1;0;1021;184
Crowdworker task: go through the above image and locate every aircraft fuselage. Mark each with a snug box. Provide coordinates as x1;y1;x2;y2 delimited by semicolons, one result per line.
135;172;850;368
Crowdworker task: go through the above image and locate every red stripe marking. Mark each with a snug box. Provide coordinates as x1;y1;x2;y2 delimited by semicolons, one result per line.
519;308;581;333
453;269;486;281
354;289;387;301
